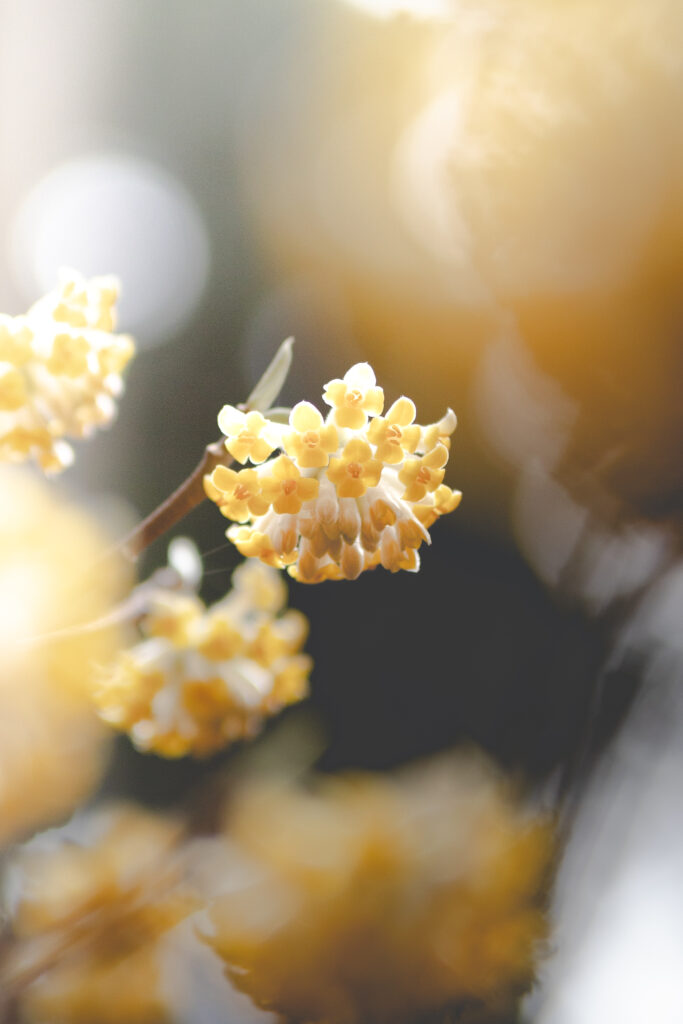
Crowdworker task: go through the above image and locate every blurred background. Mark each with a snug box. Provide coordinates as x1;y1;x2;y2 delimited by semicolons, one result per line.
0;1;681;1021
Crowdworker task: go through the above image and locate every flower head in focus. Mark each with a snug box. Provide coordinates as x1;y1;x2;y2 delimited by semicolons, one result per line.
204;362;461;583
95;556;312;758
204;753;552;1024
0;467;129;848
0;270;135;472
3;804;198;1024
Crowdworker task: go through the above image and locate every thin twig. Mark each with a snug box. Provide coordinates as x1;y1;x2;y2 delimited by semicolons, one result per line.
119;440;232;561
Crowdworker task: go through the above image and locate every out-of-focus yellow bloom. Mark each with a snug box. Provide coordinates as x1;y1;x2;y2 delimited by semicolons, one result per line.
6;804;198;1024
204;753;552;1024
204;362;460;583
95;560;311;758
0;467;128;848
244;0;683;520
0;270;134;473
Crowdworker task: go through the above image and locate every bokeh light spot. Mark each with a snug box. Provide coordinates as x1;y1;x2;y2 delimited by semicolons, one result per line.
10;153;210;348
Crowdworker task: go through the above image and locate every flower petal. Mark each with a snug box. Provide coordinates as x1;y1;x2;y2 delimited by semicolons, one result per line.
343;362;376;389
387;397;416;427
291;401;323;432
217;405;245;436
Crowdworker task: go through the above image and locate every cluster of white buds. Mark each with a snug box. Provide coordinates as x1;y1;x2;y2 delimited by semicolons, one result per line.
204;363;461;583
94;556;311;758
0;270;135;472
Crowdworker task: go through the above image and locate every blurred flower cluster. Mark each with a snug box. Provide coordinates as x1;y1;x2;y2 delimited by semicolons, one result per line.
0;270;134;472
0;751;551;1024
95;558;312;758
205;362;461;583
205;753;552;1024
3;804;198;1024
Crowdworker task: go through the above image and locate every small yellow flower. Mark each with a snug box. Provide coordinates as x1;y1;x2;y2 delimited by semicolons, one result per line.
322;362;384;429
413;484;463;529
326;439;383;498
217;405;280;464
260;455;319;514
283;401;338;468
420;407;458;452
367;396;421;464
399;443;450;502
203;464;270;522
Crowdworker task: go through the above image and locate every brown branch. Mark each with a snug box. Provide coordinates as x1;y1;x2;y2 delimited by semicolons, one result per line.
119;439;232;561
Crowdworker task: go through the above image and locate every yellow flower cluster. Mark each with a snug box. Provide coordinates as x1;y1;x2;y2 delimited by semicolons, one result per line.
95;560;311;758
0;270;135;472
0;467;129;848
205;754;552;1024
5;804;197;1024
204;362;461;583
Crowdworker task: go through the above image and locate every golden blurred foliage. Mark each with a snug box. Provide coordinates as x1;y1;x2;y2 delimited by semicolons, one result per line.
244;0;683;522
5;803;198;1024
205;753;553;1024
0;468;129;846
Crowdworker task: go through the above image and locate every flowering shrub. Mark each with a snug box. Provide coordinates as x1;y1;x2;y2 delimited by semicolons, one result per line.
0;270;556;1024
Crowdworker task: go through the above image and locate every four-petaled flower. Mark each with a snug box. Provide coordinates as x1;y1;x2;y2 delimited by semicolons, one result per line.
326;439;383;498
283;402;338;468
367;397;420;464
399;444;449;502
322;362;384;429
259;456;319;514
204;465;270;522
217;406;280;464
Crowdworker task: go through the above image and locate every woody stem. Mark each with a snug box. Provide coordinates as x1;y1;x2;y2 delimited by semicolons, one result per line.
119;440;232;561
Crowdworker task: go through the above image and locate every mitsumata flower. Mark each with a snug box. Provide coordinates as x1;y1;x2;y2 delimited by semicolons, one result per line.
0;270;135;472
204;753;552;1024
204;362;461;583
95;560;311;758
6;804;197;1024
217;406;280;464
